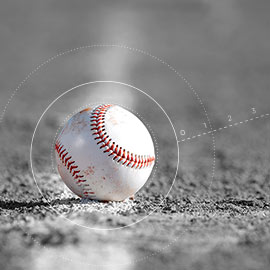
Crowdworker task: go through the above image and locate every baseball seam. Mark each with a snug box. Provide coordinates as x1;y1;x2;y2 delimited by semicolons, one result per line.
55;140;96;198
90;104;155;169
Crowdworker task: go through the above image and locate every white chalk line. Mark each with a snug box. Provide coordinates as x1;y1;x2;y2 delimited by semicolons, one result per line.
178;113;270;143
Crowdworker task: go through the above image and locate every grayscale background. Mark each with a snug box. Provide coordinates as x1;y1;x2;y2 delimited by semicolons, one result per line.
0;1;270;270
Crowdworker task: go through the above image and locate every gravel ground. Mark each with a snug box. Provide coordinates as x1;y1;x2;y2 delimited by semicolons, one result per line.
1;137;270;270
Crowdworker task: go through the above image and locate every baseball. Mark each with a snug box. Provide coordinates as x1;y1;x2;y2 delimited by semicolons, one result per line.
55;104;155;201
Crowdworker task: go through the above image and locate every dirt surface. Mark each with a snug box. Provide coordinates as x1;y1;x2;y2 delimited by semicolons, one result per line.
1;1;270;270
1;164;270;270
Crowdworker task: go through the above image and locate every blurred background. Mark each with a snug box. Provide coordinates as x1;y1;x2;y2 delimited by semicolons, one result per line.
0;0;270;269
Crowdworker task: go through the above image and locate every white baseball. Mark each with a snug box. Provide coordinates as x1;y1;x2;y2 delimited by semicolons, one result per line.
55;104;155;201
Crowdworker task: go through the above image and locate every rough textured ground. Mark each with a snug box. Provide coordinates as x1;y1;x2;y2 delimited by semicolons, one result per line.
1;1;270;270
1;163;270;270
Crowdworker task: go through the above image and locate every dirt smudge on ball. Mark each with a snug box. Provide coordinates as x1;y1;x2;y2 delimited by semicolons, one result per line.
83;166;95;176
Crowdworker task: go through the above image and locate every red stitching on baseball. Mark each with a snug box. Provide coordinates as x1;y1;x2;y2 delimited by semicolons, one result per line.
90;104;155;169
55;140;95;198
